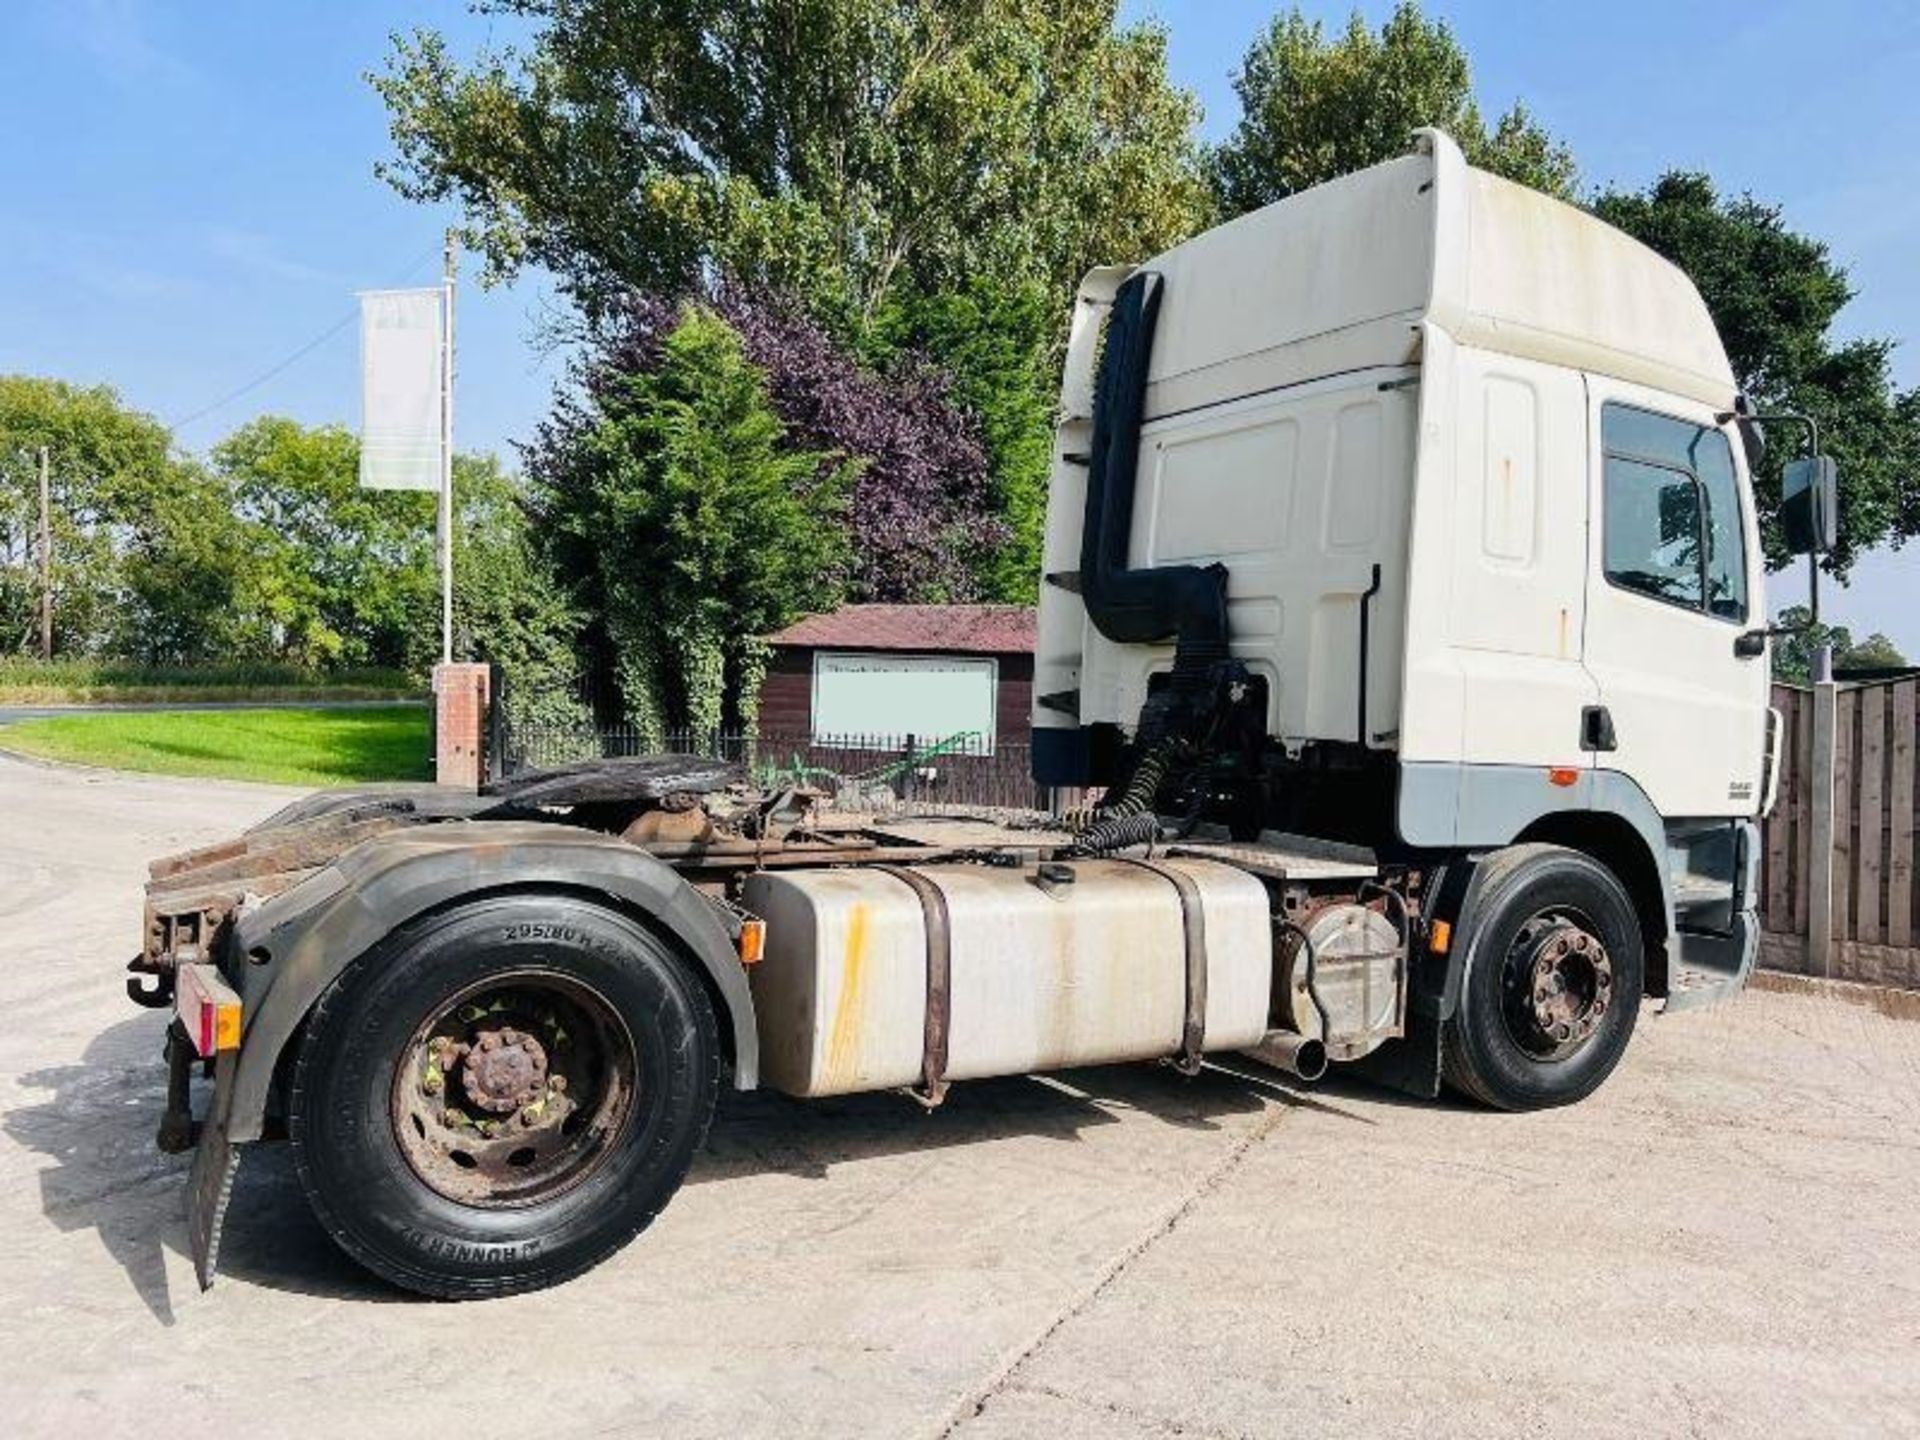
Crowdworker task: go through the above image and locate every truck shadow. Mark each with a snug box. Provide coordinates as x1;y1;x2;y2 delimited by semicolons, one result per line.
6;1014;1380;1318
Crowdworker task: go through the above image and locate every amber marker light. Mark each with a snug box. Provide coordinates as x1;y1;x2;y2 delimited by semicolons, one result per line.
1547;768;1580;788
737;918;767;965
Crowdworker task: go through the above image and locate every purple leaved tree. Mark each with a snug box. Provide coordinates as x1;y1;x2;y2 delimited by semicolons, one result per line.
591;287;1008;602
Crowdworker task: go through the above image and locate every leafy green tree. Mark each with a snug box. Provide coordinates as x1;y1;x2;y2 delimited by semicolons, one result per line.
201;418;580;710
1210;2;1577;217
0;376;179;655
118;459;253;664
1592;174;1920;578
211;418;437;669
527;305;852;738
450;454;587;727
373;0;1211;323
1840;632;1909;673
867;276;1057;600
1769;604;1910;682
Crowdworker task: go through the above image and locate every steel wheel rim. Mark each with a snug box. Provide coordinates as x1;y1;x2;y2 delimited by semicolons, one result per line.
390;970;638;1208
1498;906;1615;1060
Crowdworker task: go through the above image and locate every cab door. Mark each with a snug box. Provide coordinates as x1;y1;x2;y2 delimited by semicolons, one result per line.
1579;378;1768;819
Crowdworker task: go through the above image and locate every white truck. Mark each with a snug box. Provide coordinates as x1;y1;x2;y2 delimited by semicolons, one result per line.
129;131;1835;1298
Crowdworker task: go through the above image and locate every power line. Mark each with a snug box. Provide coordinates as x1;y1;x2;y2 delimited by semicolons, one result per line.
167;242;445;433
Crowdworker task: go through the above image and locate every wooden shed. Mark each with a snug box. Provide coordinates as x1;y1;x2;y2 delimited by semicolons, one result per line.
757;604;1037;752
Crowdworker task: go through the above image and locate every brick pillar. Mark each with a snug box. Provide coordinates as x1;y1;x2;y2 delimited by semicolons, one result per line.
433;662;492;789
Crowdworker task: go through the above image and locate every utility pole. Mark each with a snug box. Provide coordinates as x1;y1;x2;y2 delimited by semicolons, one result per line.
37;446;51;660
439;232;458;665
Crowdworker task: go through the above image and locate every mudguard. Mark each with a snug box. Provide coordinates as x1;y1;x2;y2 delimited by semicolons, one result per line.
220;821;760;1144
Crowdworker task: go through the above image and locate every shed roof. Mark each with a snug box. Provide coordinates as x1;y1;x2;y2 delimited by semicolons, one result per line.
767;604;1036;655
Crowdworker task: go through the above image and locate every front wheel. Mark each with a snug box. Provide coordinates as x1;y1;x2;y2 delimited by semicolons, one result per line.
289;894;719;1298
1442;845;1644;1111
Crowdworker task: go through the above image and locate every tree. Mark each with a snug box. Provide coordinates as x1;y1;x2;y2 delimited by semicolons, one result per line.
590;285;1005;604
211;418;438;670
527;304;853;738
0;376;179;655
118;459;254;665
714;286;1008;602
1210;2;1577;218
1769;604;1910;682
1592;174;1920;578
1840;632;1908;673
198;418;578;699
373;0;1211;324
866;276;1056;601
451;454;587;727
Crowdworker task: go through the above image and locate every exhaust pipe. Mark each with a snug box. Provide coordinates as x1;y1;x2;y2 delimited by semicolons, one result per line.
1244;1031;1329;1083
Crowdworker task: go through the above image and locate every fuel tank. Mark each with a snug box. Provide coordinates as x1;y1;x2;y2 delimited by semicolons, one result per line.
741;858;1273;1098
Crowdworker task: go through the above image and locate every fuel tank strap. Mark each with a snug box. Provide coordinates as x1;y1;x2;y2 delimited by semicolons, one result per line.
1112;857;1208;1073
872;866;952;1107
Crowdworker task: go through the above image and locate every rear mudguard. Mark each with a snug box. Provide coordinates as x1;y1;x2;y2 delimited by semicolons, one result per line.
220;821;759;1144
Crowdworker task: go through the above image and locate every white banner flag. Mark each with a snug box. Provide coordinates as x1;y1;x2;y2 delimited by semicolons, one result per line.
359;287;444;491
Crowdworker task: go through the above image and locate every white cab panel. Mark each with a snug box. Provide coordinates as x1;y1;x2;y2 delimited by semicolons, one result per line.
1445;346;1597;768
1074;369;1418;745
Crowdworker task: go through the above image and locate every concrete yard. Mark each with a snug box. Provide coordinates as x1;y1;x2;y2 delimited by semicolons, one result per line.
1;753;1916;1438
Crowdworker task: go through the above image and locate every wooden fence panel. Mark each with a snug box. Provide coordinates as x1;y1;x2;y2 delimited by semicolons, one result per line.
1758;677;1920;990
1833;687;1855;943
1793;683;1814;935
1858;685;1886;944
1892;681;1917;949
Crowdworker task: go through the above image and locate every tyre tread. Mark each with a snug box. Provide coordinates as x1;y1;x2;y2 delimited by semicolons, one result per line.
287;896;720;1299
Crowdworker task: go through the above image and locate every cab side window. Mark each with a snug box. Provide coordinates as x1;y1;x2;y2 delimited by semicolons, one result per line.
1601;404;1748;622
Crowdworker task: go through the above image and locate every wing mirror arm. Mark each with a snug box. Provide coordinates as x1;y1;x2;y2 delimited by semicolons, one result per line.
1719;407;1838;681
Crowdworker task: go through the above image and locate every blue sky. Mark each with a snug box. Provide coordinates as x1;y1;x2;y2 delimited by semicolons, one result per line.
4;1;1917;646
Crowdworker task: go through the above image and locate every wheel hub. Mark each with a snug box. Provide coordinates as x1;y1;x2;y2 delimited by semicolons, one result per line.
460;1027;549;1114
392;977;636;1208
1523;922;1612;1047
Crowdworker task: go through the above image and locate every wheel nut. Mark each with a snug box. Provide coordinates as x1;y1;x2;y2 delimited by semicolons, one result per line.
549;1075;568;1093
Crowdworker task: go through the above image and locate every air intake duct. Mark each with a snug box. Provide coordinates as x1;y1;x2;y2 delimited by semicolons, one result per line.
1079;271;1230;659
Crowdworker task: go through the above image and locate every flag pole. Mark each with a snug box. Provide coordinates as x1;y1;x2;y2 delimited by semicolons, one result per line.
438;232;458;665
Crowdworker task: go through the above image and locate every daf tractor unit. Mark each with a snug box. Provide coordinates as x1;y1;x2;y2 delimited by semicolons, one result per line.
127;131;1835;1298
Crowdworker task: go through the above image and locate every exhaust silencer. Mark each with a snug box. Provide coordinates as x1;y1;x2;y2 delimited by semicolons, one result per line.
1244;1031;1329;1082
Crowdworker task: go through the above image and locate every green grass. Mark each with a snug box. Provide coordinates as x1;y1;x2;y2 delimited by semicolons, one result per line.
0;705;432;786
0;658;417;705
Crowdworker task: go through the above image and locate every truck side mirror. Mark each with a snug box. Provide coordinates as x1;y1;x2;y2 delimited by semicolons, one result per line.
1781;455;1838;555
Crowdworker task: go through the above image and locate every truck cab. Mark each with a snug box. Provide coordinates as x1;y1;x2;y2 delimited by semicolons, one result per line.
1032;129;1779;1016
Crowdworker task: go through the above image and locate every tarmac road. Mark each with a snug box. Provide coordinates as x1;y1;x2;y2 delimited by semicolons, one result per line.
1;754;1916;1438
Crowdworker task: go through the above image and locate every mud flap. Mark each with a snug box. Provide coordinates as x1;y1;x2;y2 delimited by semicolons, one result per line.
186;1050;242;1291
1350;1004;1444;1100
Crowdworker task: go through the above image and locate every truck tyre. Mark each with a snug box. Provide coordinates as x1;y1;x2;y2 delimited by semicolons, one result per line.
1441;846;1642;1111
288;893;719;1299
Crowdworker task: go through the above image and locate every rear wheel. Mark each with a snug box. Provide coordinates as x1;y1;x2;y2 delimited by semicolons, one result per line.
289;894;719;1298
1442;846;1643;1111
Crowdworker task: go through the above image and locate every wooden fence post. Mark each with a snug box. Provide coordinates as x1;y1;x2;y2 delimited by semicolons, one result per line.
1807;678;1839;978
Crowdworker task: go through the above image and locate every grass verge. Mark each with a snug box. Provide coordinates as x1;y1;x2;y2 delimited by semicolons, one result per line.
0;658;417;706
0;706;432;787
